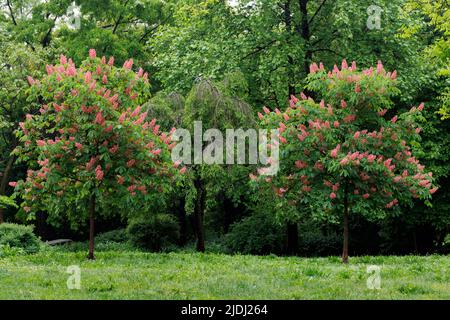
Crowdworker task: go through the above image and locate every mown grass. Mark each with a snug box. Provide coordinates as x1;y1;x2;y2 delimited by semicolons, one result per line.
0;246;449;299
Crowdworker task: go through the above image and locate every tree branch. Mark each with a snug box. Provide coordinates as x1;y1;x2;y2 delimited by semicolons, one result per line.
308;0;327;25
310;47;341;56
242;39;278;60
6;0;17;25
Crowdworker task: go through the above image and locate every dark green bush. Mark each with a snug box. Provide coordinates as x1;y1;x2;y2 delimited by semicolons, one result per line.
298;231;342;256
0;223;41;254
224;214;284;255
127;214;179;252
442;234;450;253
96;228;128;244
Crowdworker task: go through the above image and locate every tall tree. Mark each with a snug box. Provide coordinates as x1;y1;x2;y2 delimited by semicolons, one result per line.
253;60;437;262
10;50;181;258
0;34;45;223
178;72;255;251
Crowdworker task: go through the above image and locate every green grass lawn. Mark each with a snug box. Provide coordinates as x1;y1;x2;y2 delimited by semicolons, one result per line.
0;247;449;299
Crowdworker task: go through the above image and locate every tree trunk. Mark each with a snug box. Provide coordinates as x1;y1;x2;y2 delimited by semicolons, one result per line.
283;1;296;97
178;197;188;246
194;176;205;252
0;155;15;224
342;185;349;263
287;223;299;254
299;0;312;76
88;194;96;260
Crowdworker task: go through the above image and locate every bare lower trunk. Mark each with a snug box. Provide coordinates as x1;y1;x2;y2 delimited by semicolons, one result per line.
0;156;15;224
342;185;349;263
195;208;205;252
88;194;95;260
178;197;187;246
194;176;205;252
284;1;296;98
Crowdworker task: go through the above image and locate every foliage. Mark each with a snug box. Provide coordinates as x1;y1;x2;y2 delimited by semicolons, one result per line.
0;196;17;210
181;72;256;214
255;61;437;218
0;223;41;254
298;227;342;257
151;0;428;107
252;60;438;261
443;234;450;252
95;228;128;244
127;214;180;252
10;50;181;227
224;213;285;255
0;244;26;258
0;0;449;258
0;0;171;68
52;240;136;253
403;0;450;118
168;72;257;251
0;35;46;222
143;92;185;131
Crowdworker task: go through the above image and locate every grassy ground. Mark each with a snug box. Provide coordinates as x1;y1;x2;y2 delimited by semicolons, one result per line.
0;246;449;299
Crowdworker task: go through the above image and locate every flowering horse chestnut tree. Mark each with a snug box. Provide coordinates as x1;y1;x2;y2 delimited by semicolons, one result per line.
10;50;183;259
253;60;438;263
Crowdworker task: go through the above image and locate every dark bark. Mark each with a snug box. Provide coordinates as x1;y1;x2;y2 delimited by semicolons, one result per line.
342;184;349;263
0;155;15;224
283;1;296;97
194;175;205;252
177;197;188;246
299;0;312;77
88;194;96;260
223;198;235;234
287;223;299;254
6;0;17;25
40;16;57;48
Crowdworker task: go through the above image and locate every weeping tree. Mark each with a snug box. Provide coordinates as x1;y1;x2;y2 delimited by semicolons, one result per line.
173;71;256;252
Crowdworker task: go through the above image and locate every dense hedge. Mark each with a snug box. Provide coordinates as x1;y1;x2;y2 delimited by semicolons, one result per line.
0;223;41;254
127;214;179;252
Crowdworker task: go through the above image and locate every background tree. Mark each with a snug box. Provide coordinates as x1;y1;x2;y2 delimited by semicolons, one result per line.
0;33;46;224
177;72;256;252
402;0;449;118
151;0;426;107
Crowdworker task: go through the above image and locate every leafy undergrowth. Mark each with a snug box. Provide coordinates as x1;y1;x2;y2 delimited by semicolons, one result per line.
0;246;448;299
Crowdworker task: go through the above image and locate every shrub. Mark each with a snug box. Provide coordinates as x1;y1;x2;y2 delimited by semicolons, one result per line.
442;234;450;253
0;244;26;258
224;214;284;255
0;223;41;254
127;214;179;251
96;228;128;244
298;231;342;256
